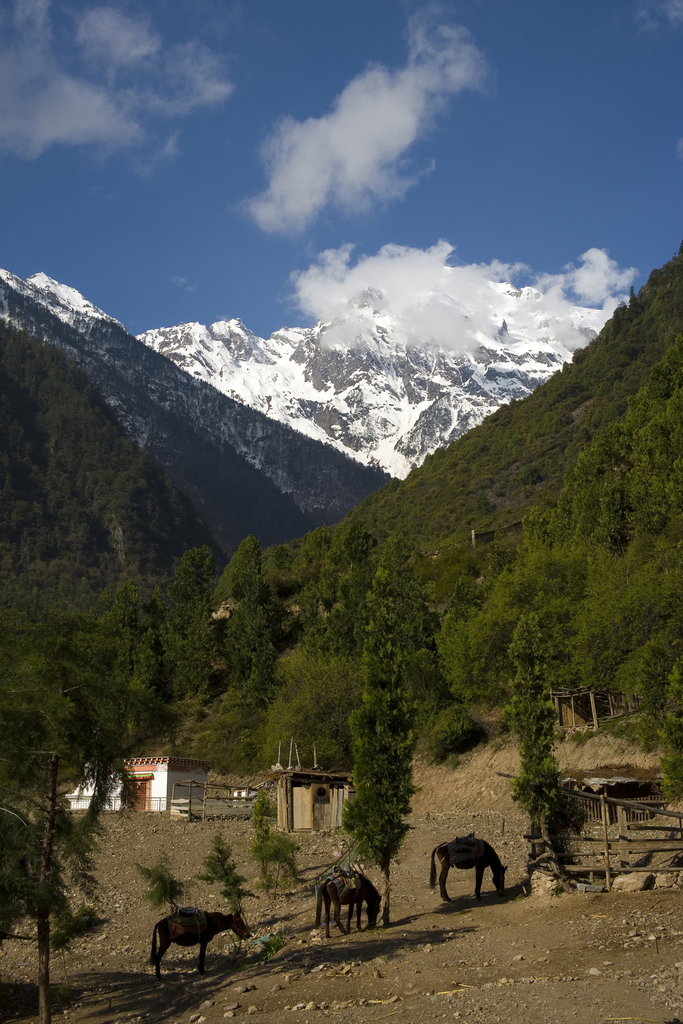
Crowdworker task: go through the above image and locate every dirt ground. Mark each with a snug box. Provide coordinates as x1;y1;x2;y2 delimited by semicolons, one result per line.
2;734;683;1024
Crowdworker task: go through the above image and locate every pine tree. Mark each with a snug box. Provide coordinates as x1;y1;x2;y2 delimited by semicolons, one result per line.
344;537;420;927
198;836;253;912
0;601;165;1024
503;613;561;828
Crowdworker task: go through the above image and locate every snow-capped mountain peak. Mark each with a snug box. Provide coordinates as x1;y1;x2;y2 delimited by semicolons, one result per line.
0;269;122;332
137;284;604;478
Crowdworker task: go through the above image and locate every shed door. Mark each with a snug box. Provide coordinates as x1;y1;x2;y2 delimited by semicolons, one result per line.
312;784;330;831
292;784;312;830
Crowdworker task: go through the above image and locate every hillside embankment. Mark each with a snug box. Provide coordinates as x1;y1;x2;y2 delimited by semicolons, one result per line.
2;734;682;1024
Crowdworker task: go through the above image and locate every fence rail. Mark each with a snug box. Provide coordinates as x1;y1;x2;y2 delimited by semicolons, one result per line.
526;786;683;891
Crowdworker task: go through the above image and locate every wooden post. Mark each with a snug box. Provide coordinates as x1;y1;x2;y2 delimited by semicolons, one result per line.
286;777;294;831
617;805;629;868
553;695;561;726
202;782;207;822
601;794;611;891
571;695;576;728
589;691;599;731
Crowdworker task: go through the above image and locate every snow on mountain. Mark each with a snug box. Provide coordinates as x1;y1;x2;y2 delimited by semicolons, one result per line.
0;269;122;332
1;265;608;480
137;283;605;478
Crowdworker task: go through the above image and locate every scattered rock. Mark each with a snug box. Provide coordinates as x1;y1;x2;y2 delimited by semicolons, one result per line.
224;1014;235;1019
655;872;678;888
373;968;382;979
305;1002;317;1010
611;873;654;892
588;968;601;976
270;984;282;992
291;1003;306;1011
199;1002;214;1010
247;1006;258;1015
223;1004;240;1012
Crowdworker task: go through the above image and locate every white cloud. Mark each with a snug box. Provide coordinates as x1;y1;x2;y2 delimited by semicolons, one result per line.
77;7;160;68
292;241;638;354
536;248;638;308
0;2;233;160
636;0;683;28
246;8;488;233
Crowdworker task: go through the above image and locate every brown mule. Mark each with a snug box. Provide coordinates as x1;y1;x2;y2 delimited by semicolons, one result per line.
314;875;381;938
429;839;506;903
151;910;250;979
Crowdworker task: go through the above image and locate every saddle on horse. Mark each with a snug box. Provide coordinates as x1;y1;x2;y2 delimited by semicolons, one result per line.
168;907;208;941
446;833;485;866
329;869;358;900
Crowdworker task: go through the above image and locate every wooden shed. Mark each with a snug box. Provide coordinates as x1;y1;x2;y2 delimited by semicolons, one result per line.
550;687;639;730
269;768;355;832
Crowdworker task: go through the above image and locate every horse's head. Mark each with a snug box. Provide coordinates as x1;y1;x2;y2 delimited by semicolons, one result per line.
230;912;251;940
366;886;382;929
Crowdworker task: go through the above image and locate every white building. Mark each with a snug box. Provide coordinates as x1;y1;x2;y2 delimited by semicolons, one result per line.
65;756;210;812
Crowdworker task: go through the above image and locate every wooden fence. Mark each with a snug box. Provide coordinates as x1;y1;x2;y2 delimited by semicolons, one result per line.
170;780;257;821
527;787;683;891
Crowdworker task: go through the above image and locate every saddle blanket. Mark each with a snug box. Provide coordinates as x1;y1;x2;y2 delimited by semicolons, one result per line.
168;909;208;940
330;871;357;899
447;834;485;866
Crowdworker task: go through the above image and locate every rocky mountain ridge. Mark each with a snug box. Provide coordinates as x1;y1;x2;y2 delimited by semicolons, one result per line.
0;269;388;553
137;284;607;477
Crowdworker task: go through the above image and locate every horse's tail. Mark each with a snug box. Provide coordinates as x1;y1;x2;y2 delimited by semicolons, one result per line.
151;923;158;964
429;846;439;889
314;883;323;928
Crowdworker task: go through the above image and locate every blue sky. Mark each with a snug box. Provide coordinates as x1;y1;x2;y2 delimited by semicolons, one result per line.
1;0;682;338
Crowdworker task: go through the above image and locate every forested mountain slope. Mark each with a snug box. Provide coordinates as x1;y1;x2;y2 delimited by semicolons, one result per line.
350;244;683;551
0;321;220;609
0;270;388;554
185;245;683;775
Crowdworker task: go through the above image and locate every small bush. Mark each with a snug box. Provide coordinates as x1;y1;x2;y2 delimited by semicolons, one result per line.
198;836;253;913
254;932;286;961
425;703;486;762
51;904;98;951
136;855;184;912
250;791;298;898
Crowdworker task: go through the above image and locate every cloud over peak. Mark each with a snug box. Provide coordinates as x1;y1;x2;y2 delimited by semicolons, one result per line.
292;241;638;354
246;9;489;234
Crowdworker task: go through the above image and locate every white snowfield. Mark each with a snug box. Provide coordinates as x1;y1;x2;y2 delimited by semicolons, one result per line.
1;268;609;479
136;282;607;478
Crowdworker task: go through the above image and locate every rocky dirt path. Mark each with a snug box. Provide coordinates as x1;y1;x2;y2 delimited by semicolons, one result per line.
1;740;682;1024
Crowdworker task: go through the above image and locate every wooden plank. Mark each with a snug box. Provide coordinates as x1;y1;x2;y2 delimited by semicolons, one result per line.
601;794;611;890
590;690;599;731
561;866;665;875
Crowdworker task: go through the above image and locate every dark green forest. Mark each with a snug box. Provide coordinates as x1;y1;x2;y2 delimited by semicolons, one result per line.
0;321;221;610
178;243;683;788
4;244;683;793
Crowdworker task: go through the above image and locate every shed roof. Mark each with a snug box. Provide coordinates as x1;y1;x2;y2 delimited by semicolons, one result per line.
268;767;352;784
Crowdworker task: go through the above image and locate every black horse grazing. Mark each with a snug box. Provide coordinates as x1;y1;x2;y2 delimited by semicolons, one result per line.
314;875;381;938
429;837;506;903
151;909;250;979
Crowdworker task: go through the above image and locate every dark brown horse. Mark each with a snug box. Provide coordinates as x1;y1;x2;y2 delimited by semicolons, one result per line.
314;875;381;938
151;910;250;979
429;839;506;903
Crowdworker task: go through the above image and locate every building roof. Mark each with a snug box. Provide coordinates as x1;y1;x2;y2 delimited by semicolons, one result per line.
124;756;211;771
268;767;353;783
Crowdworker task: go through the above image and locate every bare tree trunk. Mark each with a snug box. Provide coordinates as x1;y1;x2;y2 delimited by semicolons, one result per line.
380;856;391;928
38;753;59;1024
